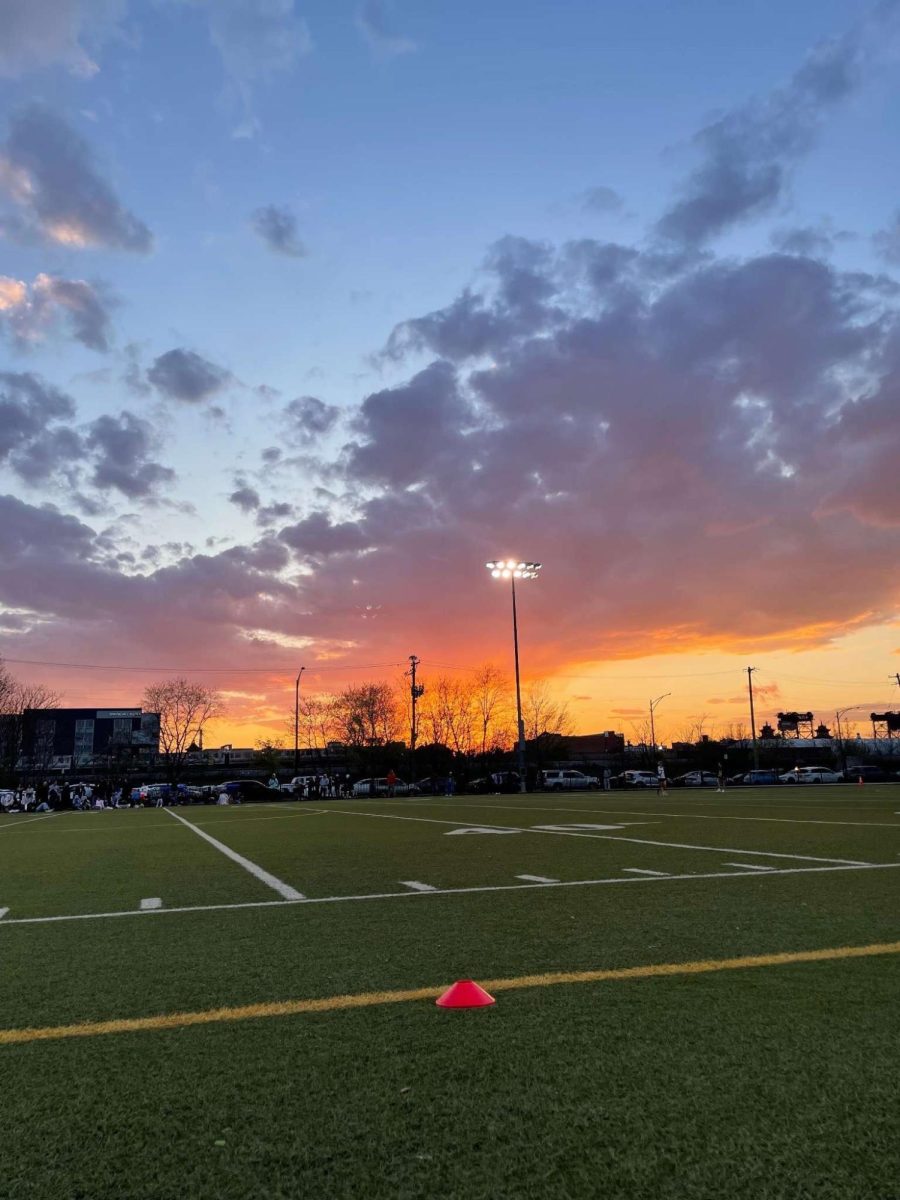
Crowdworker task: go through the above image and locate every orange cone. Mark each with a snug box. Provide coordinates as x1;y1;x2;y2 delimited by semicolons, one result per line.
435;979;496;1008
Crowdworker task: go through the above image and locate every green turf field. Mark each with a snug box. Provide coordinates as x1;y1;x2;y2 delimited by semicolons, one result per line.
2;787;899;1199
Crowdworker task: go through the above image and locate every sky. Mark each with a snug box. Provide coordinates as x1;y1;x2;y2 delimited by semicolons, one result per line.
1;0;900;747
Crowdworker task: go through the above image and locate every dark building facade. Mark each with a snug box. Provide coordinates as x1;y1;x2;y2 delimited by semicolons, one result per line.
20;707;160;771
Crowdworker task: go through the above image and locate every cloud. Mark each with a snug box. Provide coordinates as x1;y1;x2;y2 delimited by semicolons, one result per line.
356;0;415;56
147;348;231;402
655;16;889;246
251;204;306;257
581;186;624;214
229;485;261;512
0;272;113;350
284;395;339;441
770;225;839;258
196;0;312;135
0;104;152;252
0;0;125;78
279;511;369;556
85;411;176;497
873;211;900;265
0;376;80;484
385;235;562;362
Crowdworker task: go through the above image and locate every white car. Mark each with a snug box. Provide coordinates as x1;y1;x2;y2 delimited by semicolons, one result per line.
616;770;658;789
778;767;842;784
541;769;600;791
352;777;411;796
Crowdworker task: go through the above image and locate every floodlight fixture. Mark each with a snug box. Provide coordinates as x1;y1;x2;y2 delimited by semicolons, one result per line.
484;557;543;793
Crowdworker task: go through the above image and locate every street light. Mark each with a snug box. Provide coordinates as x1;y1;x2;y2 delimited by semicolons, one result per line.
649;693;670;755
834;703;868;775
485;559;542;792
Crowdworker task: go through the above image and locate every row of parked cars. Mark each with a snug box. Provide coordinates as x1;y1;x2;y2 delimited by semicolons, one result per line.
612;765;899;788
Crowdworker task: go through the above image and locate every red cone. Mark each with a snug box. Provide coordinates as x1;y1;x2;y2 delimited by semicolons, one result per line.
435;979;496;1008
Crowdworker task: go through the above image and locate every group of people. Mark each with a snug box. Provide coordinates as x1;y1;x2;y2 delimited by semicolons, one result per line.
1;780;135;812
289;774;354;799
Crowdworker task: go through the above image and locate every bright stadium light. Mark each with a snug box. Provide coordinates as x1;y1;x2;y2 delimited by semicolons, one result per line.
485;558;543;792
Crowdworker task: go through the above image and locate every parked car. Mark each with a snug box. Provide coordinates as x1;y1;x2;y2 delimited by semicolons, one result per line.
468;771;521;794
610;770;657;789
841;765;892;783
352;777;411;797
674;771;719;788
737;770;780;785
778;767;842;784
541;769;600;791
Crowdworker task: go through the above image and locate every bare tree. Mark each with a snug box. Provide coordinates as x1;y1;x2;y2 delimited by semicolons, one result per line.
523;680;573;742
142;678;223;783
329;682;400;749
472;664;512;755
0;660;60;781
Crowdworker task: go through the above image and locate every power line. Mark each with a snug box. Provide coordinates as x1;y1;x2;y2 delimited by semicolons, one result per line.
0;657;406;675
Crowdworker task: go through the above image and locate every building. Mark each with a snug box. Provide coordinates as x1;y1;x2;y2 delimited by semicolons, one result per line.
564;731;626;757
19;707;160;771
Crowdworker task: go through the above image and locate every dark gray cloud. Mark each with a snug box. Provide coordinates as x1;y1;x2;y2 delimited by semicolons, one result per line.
256;500;294;526
0;104;152;252
85;411;176;498
655;21;883;246
0;272;113;350
284;394;339;441
581;186;624;214
0;371;77;468
279;511;369;556
356;0;415;56
385;235;562;362
229;485;261;512
147;348;231;402
251;204;306;257
344;360;470;487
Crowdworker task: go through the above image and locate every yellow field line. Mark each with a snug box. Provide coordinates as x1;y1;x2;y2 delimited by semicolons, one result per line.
3;940;899;1047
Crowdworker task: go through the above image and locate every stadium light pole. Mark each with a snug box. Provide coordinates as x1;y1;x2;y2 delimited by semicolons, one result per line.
649;693;670;754
293;667;305;775
485;560;542;793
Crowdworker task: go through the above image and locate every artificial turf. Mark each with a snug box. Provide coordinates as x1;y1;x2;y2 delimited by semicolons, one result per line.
1;787;898;1198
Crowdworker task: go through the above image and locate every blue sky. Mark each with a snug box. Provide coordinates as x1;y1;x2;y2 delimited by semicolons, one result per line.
1;0;899;740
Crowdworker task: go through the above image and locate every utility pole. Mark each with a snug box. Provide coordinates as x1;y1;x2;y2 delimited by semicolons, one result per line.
408;655;424;758
747;667;759;770
293;667;305;776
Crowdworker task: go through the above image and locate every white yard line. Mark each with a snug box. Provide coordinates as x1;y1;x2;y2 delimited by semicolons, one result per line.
139;897;162;910
399;880;438;892
623;868;669;876
0;814;56;833
325;807;873;866
0;907;8;919
437;801;900;830
722;863;775;872
516;874;560;883
1;862;898;929
164;809;304;901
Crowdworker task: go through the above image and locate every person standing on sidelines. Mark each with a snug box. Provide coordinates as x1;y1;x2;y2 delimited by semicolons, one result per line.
656;761;668;796
716;762;726;793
